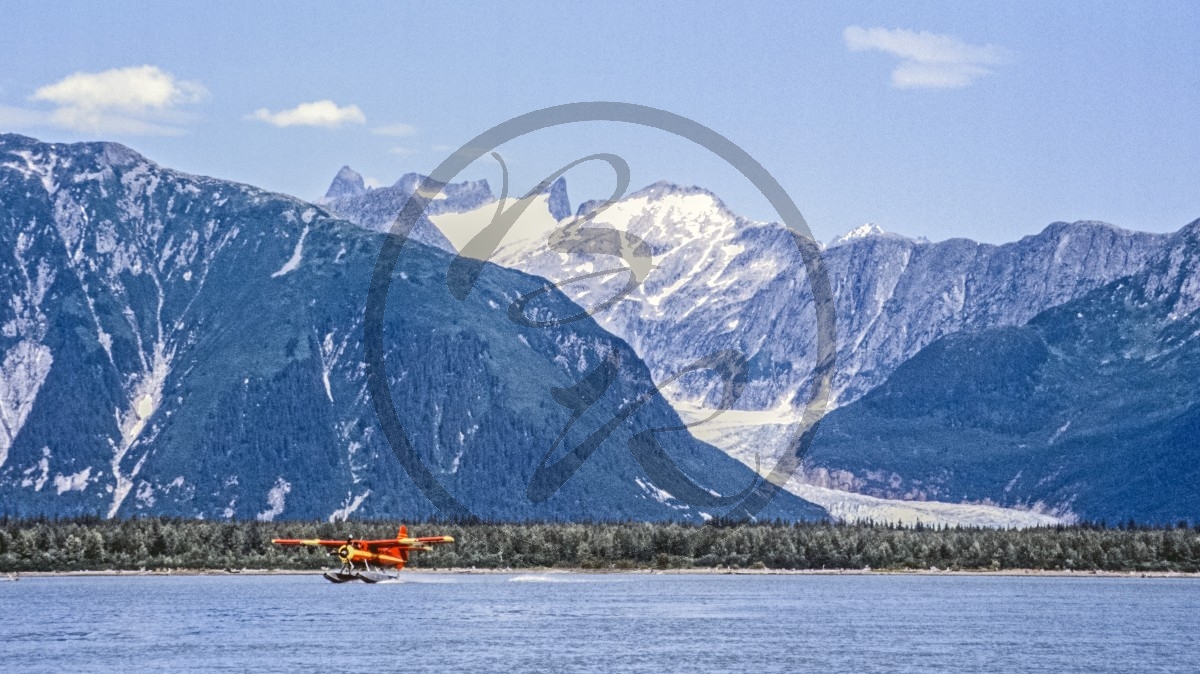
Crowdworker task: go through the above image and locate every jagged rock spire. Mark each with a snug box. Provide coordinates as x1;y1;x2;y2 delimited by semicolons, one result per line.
324;166;366;200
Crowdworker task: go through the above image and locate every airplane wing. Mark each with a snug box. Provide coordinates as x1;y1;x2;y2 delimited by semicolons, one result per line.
271;539;347;548
358;539;401;549
358;535;454;550
273;531;453;551
358;540;429;551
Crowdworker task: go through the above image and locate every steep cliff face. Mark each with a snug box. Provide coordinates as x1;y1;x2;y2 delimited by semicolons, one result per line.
431;182;1167;470
823;219;1166;402
322;166;366;201
803;220;1200;523
0;135;826;523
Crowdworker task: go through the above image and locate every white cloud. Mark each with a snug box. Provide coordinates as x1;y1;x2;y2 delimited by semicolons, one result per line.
844;26;1005;89
3;65;206;135
373;123;417;137
388;146;416;156
45;109;185;136
33;65;206;113
250;100;365;128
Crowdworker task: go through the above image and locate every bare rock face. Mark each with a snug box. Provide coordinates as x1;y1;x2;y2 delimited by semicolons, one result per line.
431;182;1195;524
449;182;1166;412
803;219;1200;523
322;166;366;201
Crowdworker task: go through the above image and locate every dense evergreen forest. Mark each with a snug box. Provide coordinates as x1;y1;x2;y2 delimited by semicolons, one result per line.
2;517;1199;573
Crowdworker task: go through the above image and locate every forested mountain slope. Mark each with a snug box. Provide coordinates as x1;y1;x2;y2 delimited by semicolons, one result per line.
0;135;825;523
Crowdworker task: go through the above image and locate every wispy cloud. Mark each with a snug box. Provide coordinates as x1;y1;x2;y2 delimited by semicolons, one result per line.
1;65;206;135
388;146;416;156
250;100;365;128
844;26;1005;89
373;123;417;137
0;105;48;128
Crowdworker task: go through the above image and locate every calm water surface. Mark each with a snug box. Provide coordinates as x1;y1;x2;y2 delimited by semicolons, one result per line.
1;573;1197;673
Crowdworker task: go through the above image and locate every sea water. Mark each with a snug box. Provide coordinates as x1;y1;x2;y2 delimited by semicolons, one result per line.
1;573;1197;672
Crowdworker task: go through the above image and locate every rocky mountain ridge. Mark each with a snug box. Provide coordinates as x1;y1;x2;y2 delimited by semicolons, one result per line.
802;218;1200;522
0;135;826;523
404;175;1167;468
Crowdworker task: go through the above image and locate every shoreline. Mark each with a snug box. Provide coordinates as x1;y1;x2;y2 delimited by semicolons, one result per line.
8;567;1200;579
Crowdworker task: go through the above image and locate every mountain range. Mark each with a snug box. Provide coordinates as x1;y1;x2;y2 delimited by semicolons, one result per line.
322;164;1196;525
804;219;1200;523
0;135;823;523
0;136;1195;526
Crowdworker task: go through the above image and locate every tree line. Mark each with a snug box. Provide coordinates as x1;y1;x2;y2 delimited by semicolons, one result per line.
2;517;1198;573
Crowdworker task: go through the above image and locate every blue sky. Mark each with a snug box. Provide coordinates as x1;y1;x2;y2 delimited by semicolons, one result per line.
2;1;1198;243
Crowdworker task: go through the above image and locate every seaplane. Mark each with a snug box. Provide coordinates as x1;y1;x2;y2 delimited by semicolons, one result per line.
272;525;455;583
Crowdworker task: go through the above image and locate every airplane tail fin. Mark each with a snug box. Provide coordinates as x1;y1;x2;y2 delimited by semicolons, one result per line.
398;524;408;540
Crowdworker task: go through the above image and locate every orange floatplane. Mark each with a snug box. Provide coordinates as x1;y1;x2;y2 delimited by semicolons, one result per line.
272;525;455;583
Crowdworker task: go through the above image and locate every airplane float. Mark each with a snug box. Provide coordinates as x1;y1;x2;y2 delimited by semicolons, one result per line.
272;525;454;583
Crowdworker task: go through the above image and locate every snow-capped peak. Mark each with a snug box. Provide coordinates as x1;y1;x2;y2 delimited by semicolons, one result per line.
829;223;886;247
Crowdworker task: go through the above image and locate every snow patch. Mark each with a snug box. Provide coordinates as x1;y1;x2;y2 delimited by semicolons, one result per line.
1048;420;1072;444
635;476;674;504
256;477;292;521
317;330;347;403
0;341;53;468
53;467;92;495
20;449;51;491
110;343;172;518
3;150;58;195
271;225;309;278
828;223;895;248
328;489;371;522
134;480;155;507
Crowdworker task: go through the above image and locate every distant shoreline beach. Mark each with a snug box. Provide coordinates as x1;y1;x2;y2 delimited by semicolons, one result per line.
11;567;1200;579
